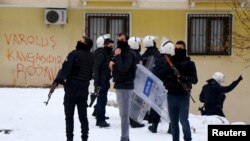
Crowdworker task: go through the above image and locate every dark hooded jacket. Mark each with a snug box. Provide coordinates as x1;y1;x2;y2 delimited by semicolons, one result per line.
169;56;198;94
153;54;198;95
93;47;113;88
112;43;136;89
54;41;94;92
199;78;241;117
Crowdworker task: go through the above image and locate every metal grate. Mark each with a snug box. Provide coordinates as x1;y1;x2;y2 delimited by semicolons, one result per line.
187;13;233;55
85;13;130;51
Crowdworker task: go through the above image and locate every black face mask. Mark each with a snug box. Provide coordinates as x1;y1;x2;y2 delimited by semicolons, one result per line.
76;41;89;51
175;48;187;59
117;41;128;50
104;47;113;55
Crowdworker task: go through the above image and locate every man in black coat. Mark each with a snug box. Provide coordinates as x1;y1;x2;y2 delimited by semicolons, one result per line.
158;40;197;141
93;38;114;127
52;36;94;141
128;36;145;128
148;38;175;134
109;32;136;141
199;72;243;117
141;35;160;71
141;35;162;132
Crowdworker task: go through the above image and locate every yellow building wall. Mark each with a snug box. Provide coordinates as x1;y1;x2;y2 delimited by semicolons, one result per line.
131;9;250;124
131;10;186;41
0;8;84;87
0;7;249;124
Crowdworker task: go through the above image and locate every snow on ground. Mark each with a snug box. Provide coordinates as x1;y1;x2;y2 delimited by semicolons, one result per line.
0;87;245;141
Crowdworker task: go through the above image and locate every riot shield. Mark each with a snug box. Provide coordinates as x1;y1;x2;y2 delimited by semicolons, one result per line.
130;64;170;123
129;92;150;123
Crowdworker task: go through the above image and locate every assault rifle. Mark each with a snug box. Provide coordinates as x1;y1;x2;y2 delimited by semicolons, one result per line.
44;82;58;106
164;55;196;103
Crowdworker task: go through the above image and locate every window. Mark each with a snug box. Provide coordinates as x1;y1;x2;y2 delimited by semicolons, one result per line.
187;14;233;55
85;13;130;51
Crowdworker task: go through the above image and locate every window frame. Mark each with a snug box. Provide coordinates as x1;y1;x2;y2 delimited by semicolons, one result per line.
85;13;130;51
187;13;233;56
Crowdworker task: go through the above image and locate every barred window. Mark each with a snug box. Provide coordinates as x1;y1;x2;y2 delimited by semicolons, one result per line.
85;13;130;51
187;14;233;55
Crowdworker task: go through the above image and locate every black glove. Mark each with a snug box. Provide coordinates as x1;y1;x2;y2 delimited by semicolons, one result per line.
94;86;101;94
54;78;64;85
237;75;243;82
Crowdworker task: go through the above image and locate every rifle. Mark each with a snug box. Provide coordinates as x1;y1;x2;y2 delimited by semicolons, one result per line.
88;87;101;107
163;55;196;103
44;82;58;106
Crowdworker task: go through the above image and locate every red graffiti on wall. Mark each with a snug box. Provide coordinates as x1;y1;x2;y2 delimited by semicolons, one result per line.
16;51;63;65
11;50;64;81
16;63;61;81
6;49;14;61
5;33;56;48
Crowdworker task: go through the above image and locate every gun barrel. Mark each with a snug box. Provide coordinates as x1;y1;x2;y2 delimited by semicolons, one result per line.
44;92;52;106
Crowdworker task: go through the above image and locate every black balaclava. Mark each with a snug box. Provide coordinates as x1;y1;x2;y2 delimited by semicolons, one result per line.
175;48;187;60
76;41;90;51
117;41;129;51
104;46;113;55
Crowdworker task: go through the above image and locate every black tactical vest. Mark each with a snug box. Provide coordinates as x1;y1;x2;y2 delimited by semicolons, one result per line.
70;50;94;81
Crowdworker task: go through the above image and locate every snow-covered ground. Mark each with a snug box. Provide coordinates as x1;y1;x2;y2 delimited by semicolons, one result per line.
0;87;245;141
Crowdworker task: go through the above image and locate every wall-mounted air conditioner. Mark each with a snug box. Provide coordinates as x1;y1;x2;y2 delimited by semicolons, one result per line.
45;8;67;25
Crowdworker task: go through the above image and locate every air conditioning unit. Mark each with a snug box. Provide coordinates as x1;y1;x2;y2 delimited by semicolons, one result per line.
45;8;67;25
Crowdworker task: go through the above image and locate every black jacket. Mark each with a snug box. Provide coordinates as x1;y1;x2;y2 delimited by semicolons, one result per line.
112;48;136;89
153;55;198;95
199;78;241;117
93;48;112;87
54;47;94;86
142;46;160;71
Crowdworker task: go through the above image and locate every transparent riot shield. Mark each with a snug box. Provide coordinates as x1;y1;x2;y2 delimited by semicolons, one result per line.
130;64;170;123
129;92;150;123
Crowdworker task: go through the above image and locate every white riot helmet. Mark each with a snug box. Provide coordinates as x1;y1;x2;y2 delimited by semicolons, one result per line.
159;37;175;56
96;34;111;48
128;36;141;50
143;35;156;48
212;72;225;85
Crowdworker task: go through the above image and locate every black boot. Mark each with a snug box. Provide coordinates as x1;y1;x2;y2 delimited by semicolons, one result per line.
130;118;145;128
148;123;158;133
96;121;110;128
